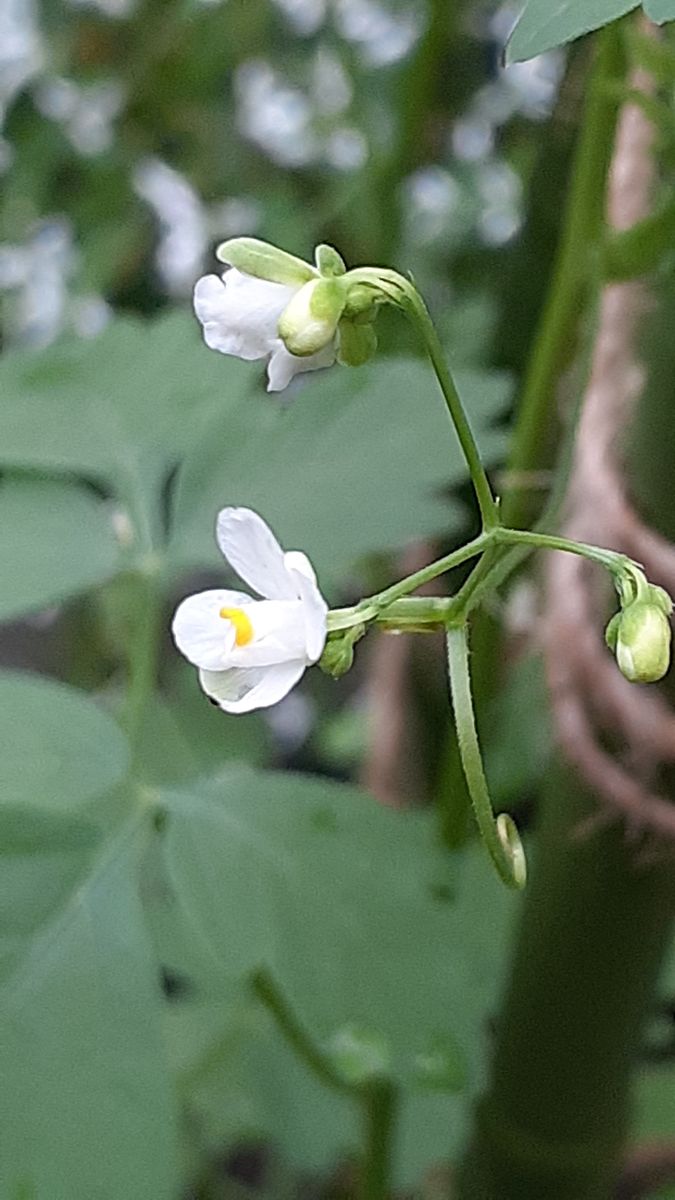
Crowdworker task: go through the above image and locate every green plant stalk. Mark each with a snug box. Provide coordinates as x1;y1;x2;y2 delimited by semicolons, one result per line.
501;23;626;530
455;765;675;1200
120;565;164;759
360;1080;398;1200
251;970;398;1198
405;286;500;531
250;969;351;1095
347;267;500;531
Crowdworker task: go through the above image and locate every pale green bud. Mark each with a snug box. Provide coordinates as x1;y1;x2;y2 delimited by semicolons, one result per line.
607;602;672;683
278;277;346;357
319;627;364;678
327;1024;391;1085
337;316;378;367
314;243;346;277
216;237;316;286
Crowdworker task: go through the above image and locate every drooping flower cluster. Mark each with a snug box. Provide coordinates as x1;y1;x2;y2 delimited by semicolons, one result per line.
173;507;327;712
193;237;378;391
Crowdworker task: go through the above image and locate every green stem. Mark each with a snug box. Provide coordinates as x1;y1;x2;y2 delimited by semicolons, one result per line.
501;24;626;530
346;267;500;530
252;969;398;1198
455;767;675;1200
120;565;164;758
404;286;500;531
360;1080;398;1200
369;531;490;608
446;625;526;889
250;969;351;1095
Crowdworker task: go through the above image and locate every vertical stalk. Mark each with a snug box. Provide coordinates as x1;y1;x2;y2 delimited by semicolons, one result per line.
455;766;675;1200
501;24;626;530
404;287;500;531
120;564;164;759
360;1080;398;1200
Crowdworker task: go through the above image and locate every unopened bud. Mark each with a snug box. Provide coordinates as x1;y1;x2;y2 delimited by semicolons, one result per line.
319;629;363;678
216;237;316;286
327;1024;391;1085
278;277;346;357
606;600;672;683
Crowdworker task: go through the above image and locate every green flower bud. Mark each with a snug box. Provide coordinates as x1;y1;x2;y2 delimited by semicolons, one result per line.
278;277;346;357
314;243;346;277
337;316;378;367
326;1024;391;1086
319;629;363;678
608;601;672;683
216;237;316;286
413;1033;466;1094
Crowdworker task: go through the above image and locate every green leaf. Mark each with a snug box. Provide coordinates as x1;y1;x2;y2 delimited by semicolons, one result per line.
169;357;510;585
0;315;253;546
0;477;122;621
643;0;675;20
0;672;130;813
0;814;177;1200
156;768;520;1186
506;0;639;63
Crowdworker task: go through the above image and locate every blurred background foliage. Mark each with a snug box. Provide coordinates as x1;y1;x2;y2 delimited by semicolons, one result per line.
1;1;674;1198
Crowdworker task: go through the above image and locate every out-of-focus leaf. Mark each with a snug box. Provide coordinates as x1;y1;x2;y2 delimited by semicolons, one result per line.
506;0;639;63
156;768;519;1186
0;315;253;543
169;358;510;585
644;0;675;19
0;672;130;813
0;477;122;621
0;813;177;1200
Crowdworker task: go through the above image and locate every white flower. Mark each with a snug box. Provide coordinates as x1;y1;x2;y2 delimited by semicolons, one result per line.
172;507;328;713
193;268;337;392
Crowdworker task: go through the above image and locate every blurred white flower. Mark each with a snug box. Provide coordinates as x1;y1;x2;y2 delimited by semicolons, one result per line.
193;268;336;391
134;157;207;294
173;507;328;713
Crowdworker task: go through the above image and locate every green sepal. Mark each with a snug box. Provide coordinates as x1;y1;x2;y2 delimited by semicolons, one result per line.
337;317;378;367
216;237;316;285
315;243;347;277
604;612;621;652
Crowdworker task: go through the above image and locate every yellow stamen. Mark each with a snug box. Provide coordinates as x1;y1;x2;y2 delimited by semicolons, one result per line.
219;606;254;647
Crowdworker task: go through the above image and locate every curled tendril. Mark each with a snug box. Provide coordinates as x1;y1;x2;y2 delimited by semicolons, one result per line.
446;624;528;891
496;813;527;890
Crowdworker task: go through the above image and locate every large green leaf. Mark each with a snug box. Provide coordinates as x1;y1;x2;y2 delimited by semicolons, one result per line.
156;768;519;1186
0;315;253;543
160;811;517;1189
0;672;130;813
506;0;639;63
644;0;675;19
0;477;122;621
168;357;510;585
0;813;177;1200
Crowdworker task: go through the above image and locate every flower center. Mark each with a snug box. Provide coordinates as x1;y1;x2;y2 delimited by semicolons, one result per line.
219;606;254;647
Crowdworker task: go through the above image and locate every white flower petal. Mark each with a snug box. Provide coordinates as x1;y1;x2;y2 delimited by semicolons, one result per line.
199;660;306;713
172;588;250;671
193;269;296;361
227;600;309;666
266;339;336;392
284;551;328;662
216;506;298;600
